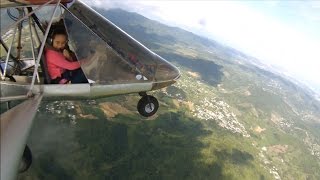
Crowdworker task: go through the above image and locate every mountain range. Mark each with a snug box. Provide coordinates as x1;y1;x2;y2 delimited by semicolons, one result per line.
18;8;320;180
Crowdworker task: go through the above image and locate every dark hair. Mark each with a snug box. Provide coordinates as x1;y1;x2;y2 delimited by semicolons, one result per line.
51;28;68;41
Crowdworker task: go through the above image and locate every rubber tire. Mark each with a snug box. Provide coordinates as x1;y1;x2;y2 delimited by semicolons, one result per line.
137;95;159;117
18;145;32;173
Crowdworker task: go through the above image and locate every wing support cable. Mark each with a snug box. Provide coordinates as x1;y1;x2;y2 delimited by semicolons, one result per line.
25;8;40;83
2;0;57;36
1;26;18;80
27;7;46;34
28;0;62;96
1;0;56;80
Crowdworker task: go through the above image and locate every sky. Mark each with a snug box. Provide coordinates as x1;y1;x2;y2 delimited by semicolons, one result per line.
82;0;320;92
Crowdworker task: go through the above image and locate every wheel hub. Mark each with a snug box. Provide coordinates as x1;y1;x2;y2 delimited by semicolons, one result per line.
145;103;155;113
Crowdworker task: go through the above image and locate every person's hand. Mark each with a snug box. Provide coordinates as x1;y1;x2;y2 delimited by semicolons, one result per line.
63;49;72;60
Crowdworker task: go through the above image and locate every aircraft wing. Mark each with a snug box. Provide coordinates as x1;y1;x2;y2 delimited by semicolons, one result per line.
1;94;43;180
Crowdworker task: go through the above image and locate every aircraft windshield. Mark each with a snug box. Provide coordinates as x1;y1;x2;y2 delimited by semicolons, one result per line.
63;12;141;84
63;1;180;84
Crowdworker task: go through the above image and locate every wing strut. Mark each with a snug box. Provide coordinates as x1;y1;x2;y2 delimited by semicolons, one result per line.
1;94;43;180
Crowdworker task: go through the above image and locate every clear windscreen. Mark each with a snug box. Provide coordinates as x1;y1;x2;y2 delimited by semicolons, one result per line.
64;11;142;84
63;1;179;84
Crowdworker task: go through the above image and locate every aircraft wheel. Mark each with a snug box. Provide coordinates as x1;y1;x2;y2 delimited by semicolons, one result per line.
18;145;32;173
137;95;159;117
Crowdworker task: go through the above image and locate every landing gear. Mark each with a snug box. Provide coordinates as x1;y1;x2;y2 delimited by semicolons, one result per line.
18;145;32;173
137;93;159;117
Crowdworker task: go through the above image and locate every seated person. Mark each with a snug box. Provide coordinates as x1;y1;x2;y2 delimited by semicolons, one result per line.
45;29;88;84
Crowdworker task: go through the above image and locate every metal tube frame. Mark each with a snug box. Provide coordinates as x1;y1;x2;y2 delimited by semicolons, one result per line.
1;26;18;80
15;8;24;64
2;0;56;35
1;0;56;80
25;8;40;83
28;0;62;95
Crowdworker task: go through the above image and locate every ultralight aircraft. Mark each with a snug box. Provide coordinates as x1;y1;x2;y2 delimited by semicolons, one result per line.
0;0;180;179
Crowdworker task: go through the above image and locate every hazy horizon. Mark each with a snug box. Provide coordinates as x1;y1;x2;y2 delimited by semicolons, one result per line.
82;0;320;93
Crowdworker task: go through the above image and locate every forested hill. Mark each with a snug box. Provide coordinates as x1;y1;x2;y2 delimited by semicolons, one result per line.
97;8;252;63
97;8;320;118
17;7;320;180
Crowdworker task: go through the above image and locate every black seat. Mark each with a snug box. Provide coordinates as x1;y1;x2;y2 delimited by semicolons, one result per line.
39;48;51;84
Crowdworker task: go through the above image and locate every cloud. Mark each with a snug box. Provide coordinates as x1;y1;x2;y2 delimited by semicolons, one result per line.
310;1;320;8
300;1;320;22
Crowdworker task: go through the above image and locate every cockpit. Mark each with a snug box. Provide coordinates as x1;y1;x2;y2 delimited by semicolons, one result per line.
0;0;180;86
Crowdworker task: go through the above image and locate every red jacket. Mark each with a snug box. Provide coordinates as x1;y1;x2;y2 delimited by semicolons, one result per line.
45;49;80;79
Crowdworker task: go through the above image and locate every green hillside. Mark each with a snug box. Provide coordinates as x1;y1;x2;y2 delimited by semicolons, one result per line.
18;8;320;180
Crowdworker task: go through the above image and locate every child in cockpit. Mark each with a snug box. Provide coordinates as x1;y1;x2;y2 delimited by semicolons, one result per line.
45;29;88;84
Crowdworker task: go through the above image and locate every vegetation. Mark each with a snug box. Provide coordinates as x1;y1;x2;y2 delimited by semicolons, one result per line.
16;8;320;180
